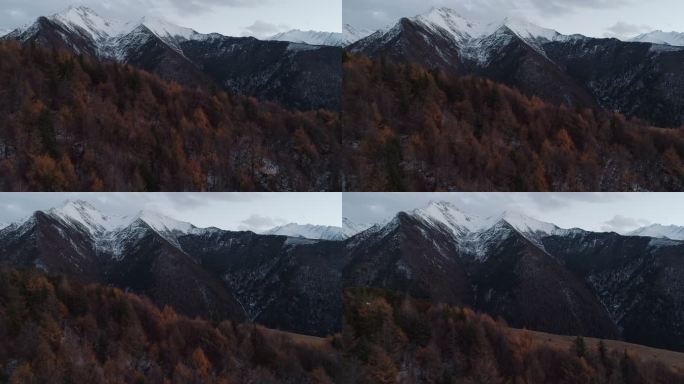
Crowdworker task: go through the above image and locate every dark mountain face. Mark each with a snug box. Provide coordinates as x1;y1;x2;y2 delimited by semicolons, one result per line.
343;215;618;339
542;232;684;352
349;17;684;127
177;230;346;335
343;213;471;305
6;15;341;111
542;38;684;128
0;212;101;281
178;37;342;111
0;215;247;323
1;205;683;351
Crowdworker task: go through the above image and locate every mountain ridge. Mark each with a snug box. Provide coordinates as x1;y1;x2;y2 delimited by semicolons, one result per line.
348;6;684;127
4;5;341;111
2;200;684;350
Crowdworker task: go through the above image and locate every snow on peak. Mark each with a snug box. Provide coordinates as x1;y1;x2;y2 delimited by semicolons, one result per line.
48;200;126;234
264;223;346;241
0;28;12;37
342;217;376;237
630;30;684;47
628;224;684;241
413;6;483;44
343;24;375;45
51;5;129;41
495;210;559;235
412;201;486;237
135;210;195;234
269;29;345;46
139;16;197;41
493;16;560;42
409;201;562;240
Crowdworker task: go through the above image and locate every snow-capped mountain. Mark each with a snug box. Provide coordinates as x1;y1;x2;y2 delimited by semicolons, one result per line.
269;29;345;47
264;223;347;240
3;5;341;111
342;201;684;350
631;30;684;46
629;224;684;240
44;200;195;236
263;218;377;240
348;6;684;127
0;28;11;37
1;199;684;350
411;201;565;239
343;24;375;46
342;217;375;237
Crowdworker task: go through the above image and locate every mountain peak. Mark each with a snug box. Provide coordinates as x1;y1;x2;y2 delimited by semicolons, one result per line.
495;210;558;234
413;6;482;43
139;16;197;40
51;4;128;40
134;210;194;234
412;201;485;236
48;200;121;234
488;16;560;41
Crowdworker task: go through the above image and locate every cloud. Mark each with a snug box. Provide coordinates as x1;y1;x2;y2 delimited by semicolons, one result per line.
604;21;651;38
238;214;286;231
601;215;651;233
527;0;632;15
241;20;290;38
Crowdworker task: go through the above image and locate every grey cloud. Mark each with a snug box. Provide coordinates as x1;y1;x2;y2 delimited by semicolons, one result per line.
239;214;285;231
527;0;632;15
164;0;270;13
601;215;650;233
604;21;651;38
241;20;290;38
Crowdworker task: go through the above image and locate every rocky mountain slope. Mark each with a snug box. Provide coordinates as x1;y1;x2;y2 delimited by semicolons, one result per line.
1;200;683;351
348;7;684;127
3;6;341;111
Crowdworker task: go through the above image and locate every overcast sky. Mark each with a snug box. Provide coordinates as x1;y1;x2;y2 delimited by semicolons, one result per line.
0;0;341;38
0;193;342;232
343;193;684;234
344;0;684;39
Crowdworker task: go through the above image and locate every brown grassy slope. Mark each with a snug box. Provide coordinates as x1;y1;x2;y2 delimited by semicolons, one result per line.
508;329;684;373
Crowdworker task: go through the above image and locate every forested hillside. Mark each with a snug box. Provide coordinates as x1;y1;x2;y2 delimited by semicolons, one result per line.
0;42;341;191
1;268;682;383
342;54;684;191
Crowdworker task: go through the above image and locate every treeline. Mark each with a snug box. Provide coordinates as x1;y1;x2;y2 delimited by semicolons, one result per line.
0;42;341;191
0;268;340;383
342;54;684;191
340;288;683;384
2;268;681;383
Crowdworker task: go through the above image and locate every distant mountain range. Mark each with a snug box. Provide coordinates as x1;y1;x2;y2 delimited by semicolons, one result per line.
263;218;374;240
631;30;684;46
346;7;684;127
2;200;684;351
629;223;684;240
2;5;341;111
